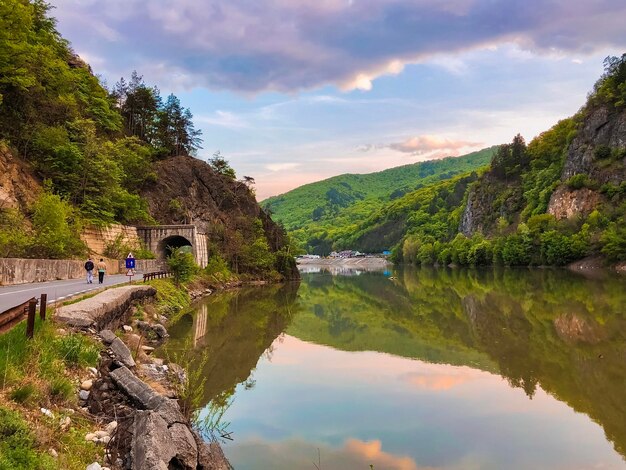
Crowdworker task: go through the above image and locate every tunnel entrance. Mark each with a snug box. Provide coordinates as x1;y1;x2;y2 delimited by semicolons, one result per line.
158;235;193;259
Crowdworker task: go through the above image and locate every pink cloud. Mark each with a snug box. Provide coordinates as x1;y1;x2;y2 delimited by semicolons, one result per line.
388;135;483;156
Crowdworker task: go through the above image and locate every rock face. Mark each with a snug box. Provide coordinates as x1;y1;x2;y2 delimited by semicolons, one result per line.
55;285;156;329
140;155;298;280
0;143;40;213
547;187;601;220
561;105;626;182
459;174;523;237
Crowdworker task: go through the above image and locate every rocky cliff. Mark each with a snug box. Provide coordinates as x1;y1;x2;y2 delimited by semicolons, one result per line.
561;105;626;181
546;104;626;219
461;103;626;236
0;143;40;213
141;155;298;278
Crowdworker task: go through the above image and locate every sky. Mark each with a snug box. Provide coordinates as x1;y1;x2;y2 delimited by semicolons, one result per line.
49;0;626;200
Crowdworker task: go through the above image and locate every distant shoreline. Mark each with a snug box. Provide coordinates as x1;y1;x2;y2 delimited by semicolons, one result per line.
297;257;392;269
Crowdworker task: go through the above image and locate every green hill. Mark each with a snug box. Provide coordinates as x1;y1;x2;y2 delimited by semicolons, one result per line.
262;147;496;253
265;55;626;265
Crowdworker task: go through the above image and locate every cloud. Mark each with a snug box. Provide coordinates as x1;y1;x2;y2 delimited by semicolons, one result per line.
399;370;475;391
52;0;626;93
227;437;434;470
387;135;483;156
265;162;300;172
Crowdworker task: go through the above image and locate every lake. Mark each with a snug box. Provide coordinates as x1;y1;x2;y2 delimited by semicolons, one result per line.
163;267;626;469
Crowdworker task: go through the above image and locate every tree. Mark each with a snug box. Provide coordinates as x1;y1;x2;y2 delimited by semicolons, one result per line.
208;151;236;179
30;192;86;259
167;247;198;284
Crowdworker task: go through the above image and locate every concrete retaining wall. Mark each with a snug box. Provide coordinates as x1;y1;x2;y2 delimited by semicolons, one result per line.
0;258;169;286
0;258;119;286
82;224;141;257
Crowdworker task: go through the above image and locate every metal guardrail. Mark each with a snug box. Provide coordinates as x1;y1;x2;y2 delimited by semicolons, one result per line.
143;271;171;282
0;294;47;338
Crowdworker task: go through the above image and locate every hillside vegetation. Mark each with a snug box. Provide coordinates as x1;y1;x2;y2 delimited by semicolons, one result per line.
272;54;626;267
392;54;626;267
263;147;495;254
0;0;295;279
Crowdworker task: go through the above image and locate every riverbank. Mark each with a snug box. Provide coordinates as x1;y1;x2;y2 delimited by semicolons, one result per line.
297;257;391;269
0;276;235;469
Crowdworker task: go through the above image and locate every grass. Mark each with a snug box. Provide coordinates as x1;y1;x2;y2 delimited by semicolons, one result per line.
0;315;104;469
149;278;192;320
61;292;99;306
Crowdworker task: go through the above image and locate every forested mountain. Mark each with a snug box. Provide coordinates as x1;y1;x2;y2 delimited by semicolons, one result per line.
262;148;496;254
0;0;294;279
390;54;626;267
273;54;626;267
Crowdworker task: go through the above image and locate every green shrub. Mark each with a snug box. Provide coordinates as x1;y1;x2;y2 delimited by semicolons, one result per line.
565;174;596;190
601;221;626;261
104;233;156;260
0;407;56;470
49;376;74;402
30;191;87;259
167;247;199;284
594;145;612;159
9;383;37;404
151;279;192;318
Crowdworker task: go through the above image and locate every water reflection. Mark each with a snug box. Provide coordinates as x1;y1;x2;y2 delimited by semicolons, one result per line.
163;283;299;402
164;267;626;468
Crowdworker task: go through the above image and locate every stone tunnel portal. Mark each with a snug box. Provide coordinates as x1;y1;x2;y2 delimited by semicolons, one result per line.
158;235;193;258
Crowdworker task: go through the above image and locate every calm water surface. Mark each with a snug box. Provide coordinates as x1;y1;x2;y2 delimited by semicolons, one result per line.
163;267;626;469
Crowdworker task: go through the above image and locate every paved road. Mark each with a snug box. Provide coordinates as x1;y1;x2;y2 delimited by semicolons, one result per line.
0;274;132;310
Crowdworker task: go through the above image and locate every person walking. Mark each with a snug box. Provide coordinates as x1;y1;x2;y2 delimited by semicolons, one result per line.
84;258;95;284
97;258;107;284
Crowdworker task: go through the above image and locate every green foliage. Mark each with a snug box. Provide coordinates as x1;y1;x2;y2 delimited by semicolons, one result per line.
0;318;103;468
167;247;199;284
238;220;277;275
591;54;626;108
490;134;529;179
0;406;56;470
29;192;87;259
0;3;202;226
150;278;192;317
601;219;626;261
103;233;155;259
55;334;100;367
207;151;236;179
166;340;209;420
203;254;233;282
521;117;577;218
49;376;74;402
0;208;31;258
263;148;496;252
566;173;597;190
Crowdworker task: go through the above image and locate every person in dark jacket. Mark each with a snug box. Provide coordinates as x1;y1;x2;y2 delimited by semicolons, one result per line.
84;258;94;284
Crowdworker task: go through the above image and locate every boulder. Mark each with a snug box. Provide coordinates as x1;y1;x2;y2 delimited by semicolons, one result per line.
170;423;198;469
109;338;136;368
110;366;164;410
194;433;231;470
131;411;198;470
153;324;169;338
131;411;173;470
99;330;116;345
